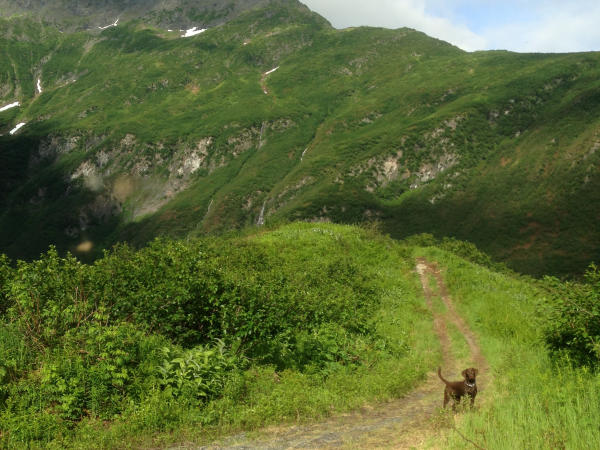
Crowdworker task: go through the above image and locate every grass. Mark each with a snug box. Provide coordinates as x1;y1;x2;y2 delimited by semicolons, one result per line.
0;222;597;447
446;322;470;362
418;246;600;449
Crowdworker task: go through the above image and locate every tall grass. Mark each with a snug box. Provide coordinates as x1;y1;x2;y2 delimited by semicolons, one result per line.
419;247;600;449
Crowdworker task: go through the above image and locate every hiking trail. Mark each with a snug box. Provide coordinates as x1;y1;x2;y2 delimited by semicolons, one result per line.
200;259;489;449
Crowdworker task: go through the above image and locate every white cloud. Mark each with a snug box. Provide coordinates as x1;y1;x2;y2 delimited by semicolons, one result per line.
482;4;600;52
301;0;486;51
300;0;600;53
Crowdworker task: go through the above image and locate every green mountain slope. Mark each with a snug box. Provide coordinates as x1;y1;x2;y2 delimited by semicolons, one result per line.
0;0;274;30
1;0;599;275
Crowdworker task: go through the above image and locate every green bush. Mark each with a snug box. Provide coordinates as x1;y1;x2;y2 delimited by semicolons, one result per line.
7;247;92;348
40;322;167;420
543;263;600;365
439;237;511;274
0;324;32;396
157;339;243;401
0;254;12;315
0;223;429;446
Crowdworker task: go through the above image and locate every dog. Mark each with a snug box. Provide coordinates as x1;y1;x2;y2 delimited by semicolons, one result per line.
437;367;478;409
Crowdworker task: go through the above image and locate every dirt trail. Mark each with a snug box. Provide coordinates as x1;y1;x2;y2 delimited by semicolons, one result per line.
200;259;488;449
416;259;489;389
432;265;488;382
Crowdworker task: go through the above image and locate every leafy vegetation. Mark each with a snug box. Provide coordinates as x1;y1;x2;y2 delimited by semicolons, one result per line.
0;223;435;447
543;264;600;365
1;221;599;447
1;1;600;447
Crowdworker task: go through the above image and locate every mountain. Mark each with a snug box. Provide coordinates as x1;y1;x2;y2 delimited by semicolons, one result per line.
0;0;276;30
1;0;599;276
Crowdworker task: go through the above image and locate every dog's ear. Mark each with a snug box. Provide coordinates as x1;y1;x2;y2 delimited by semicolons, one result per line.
473;368;479;376
461;369;467;378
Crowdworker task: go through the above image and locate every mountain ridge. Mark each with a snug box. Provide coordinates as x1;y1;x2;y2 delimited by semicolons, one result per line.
0;2;599;276
0;0;310;30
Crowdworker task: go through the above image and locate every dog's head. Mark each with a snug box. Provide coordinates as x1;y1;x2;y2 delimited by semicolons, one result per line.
461;368;478;385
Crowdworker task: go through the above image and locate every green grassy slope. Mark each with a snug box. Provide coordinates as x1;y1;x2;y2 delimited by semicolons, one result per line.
418;246;600;449
0;1;599;275
1;223;598;447
0;222;436;447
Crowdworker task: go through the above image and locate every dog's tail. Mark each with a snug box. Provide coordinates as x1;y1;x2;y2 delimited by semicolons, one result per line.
437;367;449;385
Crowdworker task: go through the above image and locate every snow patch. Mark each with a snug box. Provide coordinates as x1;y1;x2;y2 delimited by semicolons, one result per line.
0;102;19;112
9;122;26;135
301;147;308;161
264;66;279;75
36;78;42;94
98;18;119;30
182;27;207;38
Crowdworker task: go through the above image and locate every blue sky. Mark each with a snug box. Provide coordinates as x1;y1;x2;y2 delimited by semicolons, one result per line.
440;2;537;33
300;0;600;53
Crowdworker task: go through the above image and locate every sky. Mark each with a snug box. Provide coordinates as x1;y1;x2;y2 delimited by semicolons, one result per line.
300;0;600;53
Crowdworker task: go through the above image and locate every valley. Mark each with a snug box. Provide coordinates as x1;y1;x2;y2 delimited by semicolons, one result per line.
0;1;600;448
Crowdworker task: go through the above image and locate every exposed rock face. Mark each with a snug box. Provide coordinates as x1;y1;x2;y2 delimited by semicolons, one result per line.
228;129;260;156
37;135;80;160
410;153;458;189
171;138;213;177
72;160;104;192
375;151;405;185
45;120;293;226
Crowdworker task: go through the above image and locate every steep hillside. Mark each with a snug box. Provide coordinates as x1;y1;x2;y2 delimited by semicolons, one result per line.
1;0;599;275
0;0;274;30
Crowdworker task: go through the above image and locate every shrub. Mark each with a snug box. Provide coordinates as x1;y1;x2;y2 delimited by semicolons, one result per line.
543;263;600;365
0;223;421;446
439;237;511;273
7;247;91;348
40;323;167;420
157;339;243;401
0;254;13;315
0;324;32;401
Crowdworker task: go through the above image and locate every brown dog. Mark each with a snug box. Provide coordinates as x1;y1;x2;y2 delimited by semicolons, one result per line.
437;367;478;409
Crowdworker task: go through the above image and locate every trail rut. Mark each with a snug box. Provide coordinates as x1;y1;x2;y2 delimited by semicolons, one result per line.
199;259;488;449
